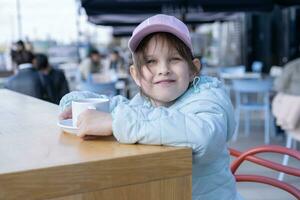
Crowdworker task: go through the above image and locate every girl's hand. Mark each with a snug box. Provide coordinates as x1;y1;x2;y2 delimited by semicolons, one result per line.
59;107;72;120
77;110;113;138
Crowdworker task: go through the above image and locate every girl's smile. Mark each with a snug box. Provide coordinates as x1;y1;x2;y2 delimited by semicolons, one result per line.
154;79;176;85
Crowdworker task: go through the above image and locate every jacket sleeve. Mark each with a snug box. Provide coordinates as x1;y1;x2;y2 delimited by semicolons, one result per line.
112;99;228;162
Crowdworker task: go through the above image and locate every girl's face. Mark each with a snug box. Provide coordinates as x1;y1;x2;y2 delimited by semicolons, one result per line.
131;36;200;107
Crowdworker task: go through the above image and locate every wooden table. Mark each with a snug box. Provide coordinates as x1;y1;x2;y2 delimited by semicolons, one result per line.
0;89;192;200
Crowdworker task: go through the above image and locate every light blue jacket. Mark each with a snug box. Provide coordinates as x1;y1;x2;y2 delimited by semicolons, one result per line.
60;76;242;200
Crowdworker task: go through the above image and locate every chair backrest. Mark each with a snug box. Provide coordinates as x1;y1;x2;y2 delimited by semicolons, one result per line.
229;145;300;199
78;81;117;97
219;65;246;75
251;61;263;73
232;78;273;93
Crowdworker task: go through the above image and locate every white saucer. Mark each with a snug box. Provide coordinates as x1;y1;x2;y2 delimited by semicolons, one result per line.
57;119;78;135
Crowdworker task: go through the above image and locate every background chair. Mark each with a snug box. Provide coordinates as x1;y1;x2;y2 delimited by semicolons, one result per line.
278;133;299;181
76;73;117;97
218;65;246;94
78;81;117;97
232;78;274;144
219;65;246;75
229;145;300;199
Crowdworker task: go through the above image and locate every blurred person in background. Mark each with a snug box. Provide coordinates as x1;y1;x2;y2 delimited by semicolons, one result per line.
33;53;69;104
273;55;300;135
79;49;105;81
274;56;300;95
5;51;44;99
109;49;125;73
10;40;34;72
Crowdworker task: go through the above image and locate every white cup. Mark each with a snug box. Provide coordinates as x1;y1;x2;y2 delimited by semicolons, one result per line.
72;98;110;127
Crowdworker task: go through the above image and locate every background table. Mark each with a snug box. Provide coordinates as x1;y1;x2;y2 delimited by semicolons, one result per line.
0;89;192;200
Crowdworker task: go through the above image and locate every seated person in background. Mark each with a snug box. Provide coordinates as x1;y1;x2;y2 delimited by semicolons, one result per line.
273;56;300;135
10;40;34;72
274;57;300;95
79;49;105;81
109;49;125;73
33;53;69;104
5;52;44;99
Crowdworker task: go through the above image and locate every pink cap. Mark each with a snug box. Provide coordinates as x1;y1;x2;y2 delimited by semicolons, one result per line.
128;14;192;53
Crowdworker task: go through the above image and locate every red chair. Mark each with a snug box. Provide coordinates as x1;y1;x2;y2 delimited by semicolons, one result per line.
229;145;300;199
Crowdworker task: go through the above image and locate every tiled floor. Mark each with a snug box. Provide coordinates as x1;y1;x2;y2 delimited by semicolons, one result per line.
228;114;300;200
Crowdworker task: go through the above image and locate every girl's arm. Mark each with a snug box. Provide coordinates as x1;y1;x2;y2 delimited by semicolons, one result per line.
58;92;129;137
112;99;230;163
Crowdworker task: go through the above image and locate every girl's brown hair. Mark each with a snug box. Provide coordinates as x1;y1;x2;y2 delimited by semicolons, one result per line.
132;32;199;78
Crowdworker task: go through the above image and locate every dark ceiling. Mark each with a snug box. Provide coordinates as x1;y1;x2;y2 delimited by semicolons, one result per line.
80;0;300;36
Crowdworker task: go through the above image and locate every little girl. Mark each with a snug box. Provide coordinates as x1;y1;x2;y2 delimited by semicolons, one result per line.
59;14;242;200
